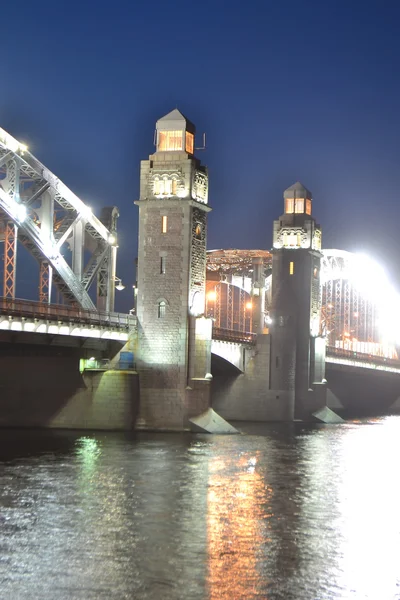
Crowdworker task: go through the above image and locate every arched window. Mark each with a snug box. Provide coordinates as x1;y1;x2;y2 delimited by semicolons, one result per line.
158;300;166;319
163;177;172;195
195;224;202;239
154;178;160;195
171;179;177;195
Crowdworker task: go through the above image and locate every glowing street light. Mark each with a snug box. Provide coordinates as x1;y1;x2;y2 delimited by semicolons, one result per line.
15;203;27;222
113;276;125;291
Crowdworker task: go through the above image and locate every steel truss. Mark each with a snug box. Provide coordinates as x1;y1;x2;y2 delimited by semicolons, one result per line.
321;249;381;353
0;127;118;310
206;248;387;355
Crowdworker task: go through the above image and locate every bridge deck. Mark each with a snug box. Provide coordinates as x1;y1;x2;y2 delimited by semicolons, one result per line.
0;297;135;340
212;327;256;345
326;346;400;373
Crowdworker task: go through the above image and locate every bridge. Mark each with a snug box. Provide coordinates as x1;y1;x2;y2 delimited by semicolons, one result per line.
206;248;400;363
1;111;400;431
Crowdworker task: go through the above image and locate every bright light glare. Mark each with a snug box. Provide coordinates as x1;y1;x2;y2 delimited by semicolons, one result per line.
15;203;27;222
108;234;117;245
348;254;400;345
80;205;92;220
207;290;217;301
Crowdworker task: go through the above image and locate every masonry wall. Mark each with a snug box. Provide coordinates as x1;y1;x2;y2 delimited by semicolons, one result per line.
211;334;295;422
0;350;139;430
135;147;211;431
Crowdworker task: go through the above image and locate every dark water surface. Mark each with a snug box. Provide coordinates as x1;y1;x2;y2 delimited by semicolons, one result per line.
1;418;400;600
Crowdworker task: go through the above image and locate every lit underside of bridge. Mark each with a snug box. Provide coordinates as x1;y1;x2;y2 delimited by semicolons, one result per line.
206;248;400;362
0;127;120;312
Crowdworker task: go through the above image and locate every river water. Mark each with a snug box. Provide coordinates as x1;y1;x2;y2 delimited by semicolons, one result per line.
1;418;400;600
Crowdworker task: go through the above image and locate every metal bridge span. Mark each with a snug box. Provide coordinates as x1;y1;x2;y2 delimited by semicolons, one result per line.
206;248;400;365
0;127;119;311
210;327;400;374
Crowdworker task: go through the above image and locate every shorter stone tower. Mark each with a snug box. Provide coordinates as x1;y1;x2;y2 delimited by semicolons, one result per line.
269;182;326;419
135;109;212;430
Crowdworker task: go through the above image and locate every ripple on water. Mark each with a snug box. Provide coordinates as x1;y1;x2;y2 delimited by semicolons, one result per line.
0;420;400;599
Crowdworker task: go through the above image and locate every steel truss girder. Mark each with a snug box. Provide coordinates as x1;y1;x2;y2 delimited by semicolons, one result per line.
0;187;95;309
3;221;17;298
39;261;52;303
0;127;119;310
321;250;381;348
97;207;119;312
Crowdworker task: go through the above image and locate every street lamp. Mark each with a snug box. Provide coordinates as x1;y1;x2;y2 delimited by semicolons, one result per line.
113;276;125;291
206;289;217;319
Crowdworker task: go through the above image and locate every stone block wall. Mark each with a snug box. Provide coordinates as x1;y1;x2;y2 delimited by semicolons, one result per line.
212;334;295;422
0;349;139;430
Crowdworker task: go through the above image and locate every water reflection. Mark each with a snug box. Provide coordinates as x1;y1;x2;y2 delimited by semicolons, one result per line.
1;421;400;599
207;450;269;598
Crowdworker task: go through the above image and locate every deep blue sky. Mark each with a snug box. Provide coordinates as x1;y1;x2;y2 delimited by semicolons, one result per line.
2;0;400;311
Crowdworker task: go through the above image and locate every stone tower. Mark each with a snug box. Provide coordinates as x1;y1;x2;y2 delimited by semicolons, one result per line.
135;109;212;430
269;182;326;419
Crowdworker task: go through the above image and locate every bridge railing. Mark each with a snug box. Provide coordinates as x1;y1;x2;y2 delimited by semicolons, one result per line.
212;327;256;345
326;346;400;368
0;297;136;331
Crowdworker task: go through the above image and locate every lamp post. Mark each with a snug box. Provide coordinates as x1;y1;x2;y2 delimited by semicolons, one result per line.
206;289;216;319
113;276;125;291
246;301;252;333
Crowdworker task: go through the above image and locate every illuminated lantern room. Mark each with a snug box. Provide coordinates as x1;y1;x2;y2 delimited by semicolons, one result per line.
156;109;195;154
283;182;312;216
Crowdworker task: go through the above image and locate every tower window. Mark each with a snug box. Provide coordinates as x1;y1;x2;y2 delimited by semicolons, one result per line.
285;198;294;214
289;261;294;275
163;177;172;195
161;215;167;233
171;179;177;195
154;177;160;195
195;224;202;239
306;199;312;215
185;132;194;154
160;256;166;274
158;130;183;151
158;300;166;318
295;199;304;213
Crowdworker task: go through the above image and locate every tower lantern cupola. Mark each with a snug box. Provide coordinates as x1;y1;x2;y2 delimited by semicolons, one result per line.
273;181;321;251
283;181;312;216
156;109;195;154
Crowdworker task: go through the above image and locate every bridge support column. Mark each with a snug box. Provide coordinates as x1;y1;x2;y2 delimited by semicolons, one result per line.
3;220;17;298
251;257;266;334
39;261;52;304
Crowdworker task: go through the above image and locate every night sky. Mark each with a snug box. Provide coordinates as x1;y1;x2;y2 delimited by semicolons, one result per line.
2;0;400;311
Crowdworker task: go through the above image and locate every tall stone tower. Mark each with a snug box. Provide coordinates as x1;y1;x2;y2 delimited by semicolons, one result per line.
269;182;326;420
135;109;212;430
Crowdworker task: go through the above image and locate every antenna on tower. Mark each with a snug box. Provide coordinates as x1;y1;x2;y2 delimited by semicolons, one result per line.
195;133;206;151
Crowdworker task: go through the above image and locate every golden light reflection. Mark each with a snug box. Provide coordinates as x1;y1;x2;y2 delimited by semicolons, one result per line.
207;452;272;599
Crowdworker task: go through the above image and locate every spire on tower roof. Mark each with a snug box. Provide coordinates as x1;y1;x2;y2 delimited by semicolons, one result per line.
156;108;195;133
284;182;312;199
